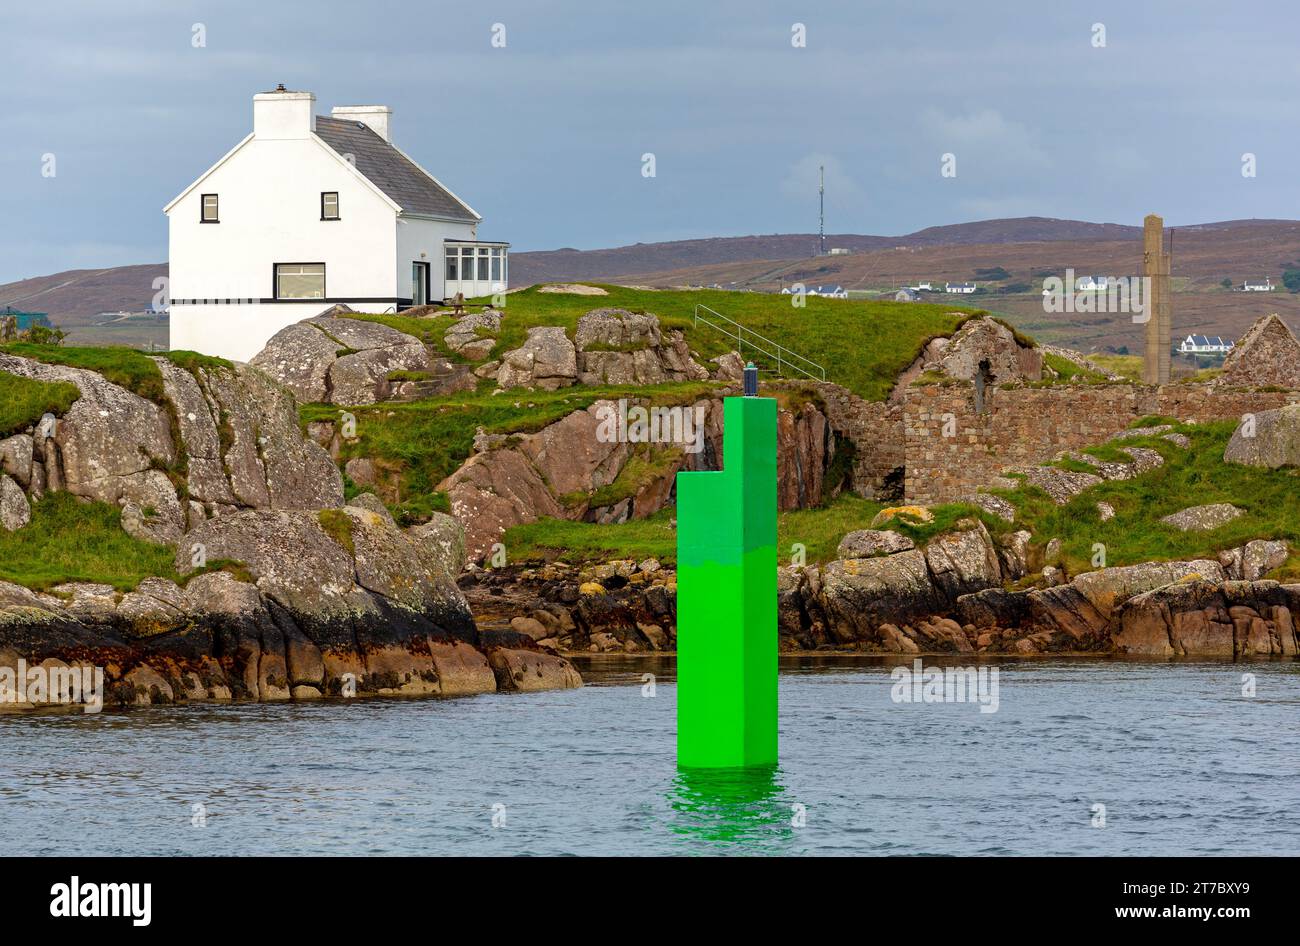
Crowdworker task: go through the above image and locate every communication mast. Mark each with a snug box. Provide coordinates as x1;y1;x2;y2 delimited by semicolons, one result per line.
818;164;825;256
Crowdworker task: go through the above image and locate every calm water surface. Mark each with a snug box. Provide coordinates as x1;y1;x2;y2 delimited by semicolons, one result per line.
2;656;1297;856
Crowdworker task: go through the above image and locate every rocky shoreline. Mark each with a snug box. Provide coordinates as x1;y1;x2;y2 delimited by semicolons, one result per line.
461;528;1299;659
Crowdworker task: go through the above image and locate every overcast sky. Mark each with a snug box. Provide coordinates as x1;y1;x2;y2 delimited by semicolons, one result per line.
2;0;1298;284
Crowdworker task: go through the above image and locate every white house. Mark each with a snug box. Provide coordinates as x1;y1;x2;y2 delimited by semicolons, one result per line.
810;285;848;299
1076;275;1109;292
1242;278;1273;292
1178;334;1234;355
945;282;977;294
165;86;508;361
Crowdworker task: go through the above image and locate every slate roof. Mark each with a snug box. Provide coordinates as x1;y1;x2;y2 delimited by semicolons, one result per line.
314;116;478;221
1184;334;1232;348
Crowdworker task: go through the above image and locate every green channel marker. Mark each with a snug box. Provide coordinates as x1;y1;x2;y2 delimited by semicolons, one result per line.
676;384;778;769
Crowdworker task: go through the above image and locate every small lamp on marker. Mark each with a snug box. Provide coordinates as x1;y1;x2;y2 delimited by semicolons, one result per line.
743;362;758;397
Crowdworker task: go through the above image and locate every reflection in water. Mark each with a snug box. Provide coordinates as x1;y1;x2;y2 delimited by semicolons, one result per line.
665;765;794;851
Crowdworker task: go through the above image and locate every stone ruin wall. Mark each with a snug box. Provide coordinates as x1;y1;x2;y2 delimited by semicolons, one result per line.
901;382;1299;506
781;381;905;500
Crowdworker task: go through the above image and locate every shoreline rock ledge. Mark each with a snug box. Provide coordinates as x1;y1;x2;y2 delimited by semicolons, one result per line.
0;501;581;711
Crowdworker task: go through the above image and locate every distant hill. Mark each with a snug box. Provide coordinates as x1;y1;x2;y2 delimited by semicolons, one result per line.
508;217;1149;284
0;264;167;327
0;217;1163;324
5;217;1300;355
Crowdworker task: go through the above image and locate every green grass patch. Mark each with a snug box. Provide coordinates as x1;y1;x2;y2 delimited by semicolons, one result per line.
1089;353;1143;381
1;343;165;403
317;509;355;555
449;285;983;401
0;370;80;437
0;493;178;591
779;494;885;562
994;419;1300;575
163;350;234;374
507;509;680;565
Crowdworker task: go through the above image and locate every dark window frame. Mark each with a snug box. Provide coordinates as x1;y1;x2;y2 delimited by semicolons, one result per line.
273;262;327;301
321;191;340;221
200;193;219;223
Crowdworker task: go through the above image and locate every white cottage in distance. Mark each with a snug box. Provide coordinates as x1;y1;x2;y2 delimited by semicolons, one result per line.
165;86;508;361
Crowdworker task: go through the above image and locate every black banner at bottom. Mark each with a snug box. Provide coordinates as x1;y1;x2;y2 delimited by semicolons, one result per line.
7;855;1274;932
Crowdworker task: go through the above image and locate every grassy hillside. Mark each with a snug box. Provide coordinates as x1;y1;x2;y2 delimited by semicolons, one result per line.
464;285;982;401
994;418;1300;578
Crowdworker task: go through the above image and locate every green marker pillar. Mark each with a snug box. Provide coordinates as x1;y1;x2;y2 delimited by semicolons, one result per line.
676;367;778;769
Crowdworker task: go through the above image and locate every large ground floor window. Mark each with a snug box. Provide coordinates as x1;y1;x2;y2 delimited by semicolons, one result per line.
275;263;326;300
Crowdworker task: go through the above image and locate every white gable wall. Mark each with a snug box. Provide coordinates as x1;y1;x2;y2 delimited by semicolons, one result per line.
168;135;398;361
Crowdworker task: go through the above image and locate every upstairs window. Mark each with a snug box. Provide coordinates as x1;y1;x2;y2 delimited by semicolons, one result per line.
201;194;219;223
275;263;326;300
321;192;340;220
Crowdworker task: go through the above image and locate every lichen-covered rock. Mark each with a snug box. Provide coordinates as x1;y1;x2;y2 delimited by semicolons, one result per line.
198;362;343;511
574;308;662;350
408;512;467;576
444;309;501;360
996;530;1032;581
710;351;746;381
0;352;177;520
496;326;578;390
820;550;943;641
837;529;914;559
968;492;1016;522
251;315;431;405
1242;539;1289;581
119;469;186;545
0;435;34;488
155;358;237;507
573;309;707;385
923;519;1002;601
1224;403;1300;469
1026;559;1226;647
870;505;933;528
0;474;30;532
1015;466;1102;504
1160;502;1244;532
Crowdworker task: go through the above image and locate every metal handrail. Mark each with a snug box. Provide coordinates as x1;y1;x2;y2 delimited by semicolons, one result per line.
693;304;826;382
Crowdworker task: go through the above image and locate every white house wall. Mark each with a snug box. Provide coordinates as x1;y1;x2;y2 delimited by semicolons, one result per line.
168;135;398;361
396;216;477;301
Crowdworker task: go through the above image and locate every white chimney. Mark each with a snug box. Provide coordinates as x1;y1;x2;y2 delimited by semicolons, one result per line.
253;86;316;139
330;105;393;142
